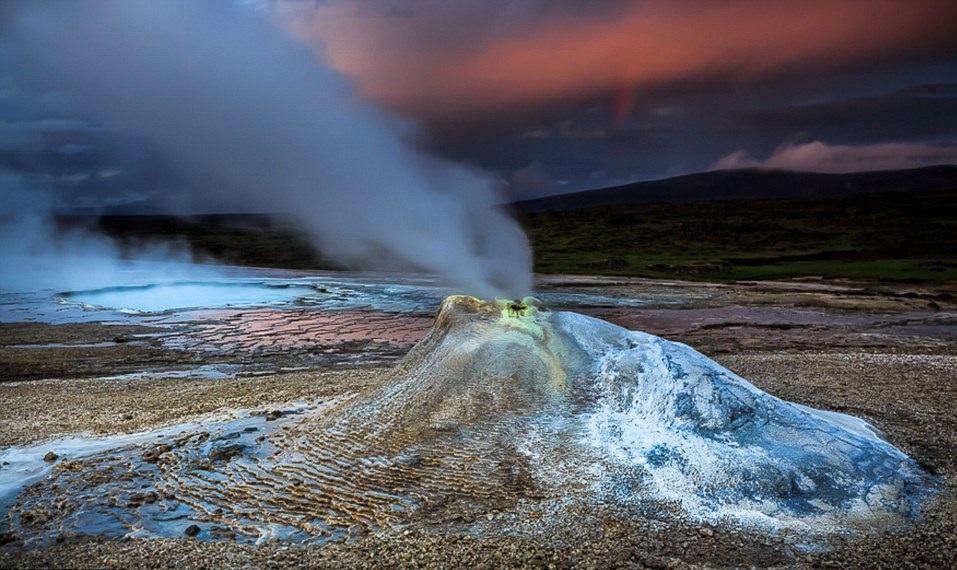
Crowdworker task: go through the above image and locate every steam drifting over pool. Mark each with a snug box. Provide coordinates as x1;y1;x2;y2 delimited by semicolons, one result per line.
4;0;531;299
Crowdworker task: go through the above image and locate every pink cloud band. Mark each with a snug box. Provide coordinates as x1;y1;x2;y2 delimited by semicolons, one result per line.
712;141;957;173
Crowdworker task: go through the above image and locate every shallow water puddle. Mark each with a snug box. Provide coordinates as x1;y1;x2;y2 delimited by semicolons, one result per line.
1;399;347;545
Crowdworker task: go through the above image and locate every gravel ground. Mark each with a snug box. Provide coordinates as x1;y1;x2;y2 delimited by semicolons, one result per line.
2;350;956;569
0;368;387;448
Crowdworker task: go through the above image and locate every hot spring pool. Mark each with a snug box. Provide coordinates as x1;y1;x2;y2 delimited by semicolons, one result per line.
56;281;322;314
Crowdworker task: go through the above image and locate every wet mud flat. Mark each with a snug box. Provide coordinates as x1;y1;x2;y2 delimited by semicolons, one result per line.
2;276;954;383
0;310;435;383
1;277;957;568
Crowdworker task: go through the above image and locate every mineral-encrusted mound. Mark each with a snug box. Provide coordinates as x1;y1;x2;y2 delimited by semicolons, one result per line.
6;296;931;544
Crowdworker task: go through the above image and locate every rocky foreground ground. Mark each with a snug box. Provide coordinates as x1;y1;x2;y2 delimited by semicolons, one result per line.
1;277;956;568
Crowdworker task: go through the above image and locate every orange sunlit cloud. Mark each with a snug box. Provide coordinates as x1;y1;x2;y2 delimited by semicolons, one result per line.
281;0;957;122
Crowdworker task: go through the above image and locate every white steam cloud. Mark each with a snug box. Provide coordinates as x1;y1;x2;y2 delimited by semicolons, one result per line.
0;168;210;292
4;0;531;298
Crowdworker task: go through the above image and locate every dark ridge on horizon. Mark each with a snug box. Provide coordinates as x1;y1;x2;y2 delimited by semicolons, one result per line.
510;165;957;213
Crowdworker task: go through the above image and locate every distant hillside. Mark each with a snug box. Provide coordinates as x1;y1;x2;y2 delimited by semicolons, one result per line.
511;165;957;212
518;186;957;282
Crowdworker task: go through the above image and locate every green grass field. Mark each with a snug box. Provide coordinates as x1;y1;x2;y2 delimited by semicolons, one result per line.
521;189;957;282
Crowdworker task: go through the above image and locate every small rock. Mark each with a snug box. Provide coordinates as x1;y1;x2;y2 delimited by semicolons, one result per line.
638;555;670;570
127;493;146;507
265;410;283;421
208;443;245;463
184;524;201;537
43;451;58;462
699;527;714;537
143;443;172;463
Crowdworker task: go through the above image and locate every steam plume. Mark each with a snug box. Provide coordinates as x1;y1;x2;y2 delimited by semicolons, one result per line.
5;0;531;298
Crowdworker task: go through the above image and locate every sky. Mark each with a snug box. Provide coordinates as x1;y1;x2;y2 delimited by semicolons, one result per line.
2;0;957;212
279;0;957;197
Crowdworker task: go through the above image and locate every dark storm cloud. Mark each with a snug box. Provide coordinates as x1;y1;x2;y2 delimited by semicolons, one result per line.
0;118;174;212
276;0;957;193
739;83;957;144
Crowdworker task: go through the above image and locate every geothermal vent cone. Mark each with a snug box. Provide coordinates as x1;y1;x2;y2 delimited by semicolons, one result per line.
8;296;933;544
